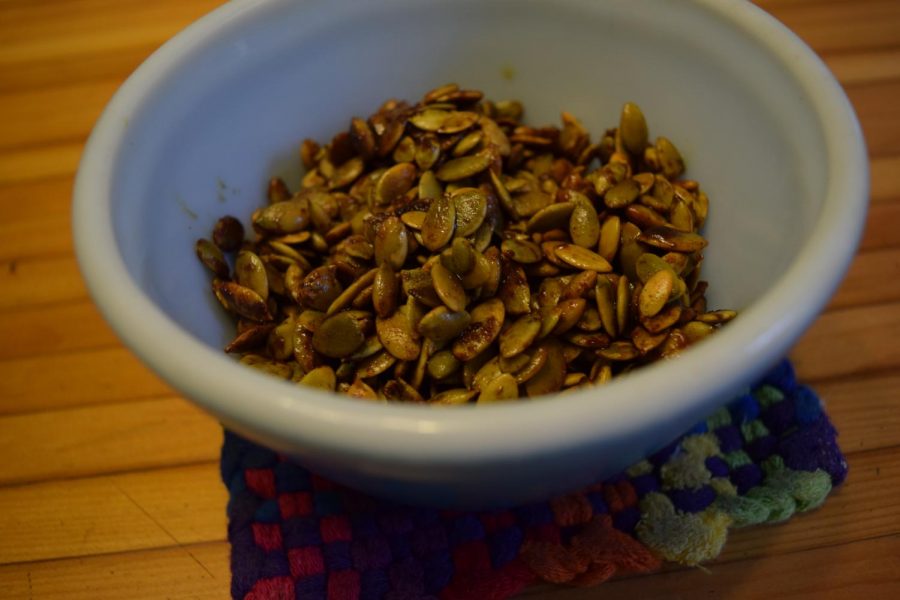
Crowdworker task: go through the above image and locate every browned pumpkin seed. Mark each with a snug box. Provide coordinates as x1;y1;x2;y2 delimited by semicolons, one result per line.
196;238;229;278
633;172;655;195
553;244;613;272
356;350;397;378
631;325;668;353
213;279;272;322
375;307;421;361
597;340;640;361
212;216;244;251
616;275;631;334
326;267;378;316
525;202;575;232
432;389;478;405
524;340;566;397
597;215;621;264
478;373;519;403
374;163;417;206
498;262;531;315
696;310;738;324
499;352;531;374
234;250;268;300
452;298;504;361
431;261;467;312
625;204;668;229
451;188;488;237
400;210;427;230
415;135;442;170
241;354;294;379
421;195;456;251
638;225;708;252
330;157;365;190
577;307;604;332
372;263;400;318
254;198;310;234
297;265;343;312
551;298;587;335
639;269;675;318
642;304;683;334
562;270;597;300
435;150;493;181
347;377;379;401
224;324;274;354
501;238;543;264
374;216;409;270
499;313;542;358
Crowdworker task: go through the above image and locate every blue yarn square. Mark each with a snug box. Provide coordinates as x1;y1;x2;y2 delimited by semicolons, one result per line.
792;385;824;425
253;499;281;524
449;514;485;545
281;517;321;547
359;569;391;600
294;573;326;599
323;541;353;571
314;491;343;516
423;553;454;594
274;462;310;492
488;527;523;568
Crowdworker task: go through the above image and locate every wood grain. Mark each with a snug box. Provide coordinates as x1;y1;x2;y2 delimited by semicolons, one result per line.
0;0;898;598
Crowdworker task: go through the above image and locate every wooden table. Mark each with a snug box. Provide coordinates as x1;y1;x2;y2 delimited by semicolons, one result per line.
1;1;898;597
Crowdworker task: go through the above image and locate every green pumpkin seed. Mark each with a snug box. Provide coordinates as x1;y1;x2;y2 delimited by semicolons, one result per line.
619;102;649;155
375;307;421;361
526;201;575;232
427;350;462;380
451;188;488;237
656;136;685;179
553;244;613;272
604;179;640;209
597;341;640;361
421;195;456;251
299;366;336;390
478;373;519;403
569;199;600;249
435;150;493;181
418;306;471;343
312;312;366;358
524;340;566;397
639;269;675;318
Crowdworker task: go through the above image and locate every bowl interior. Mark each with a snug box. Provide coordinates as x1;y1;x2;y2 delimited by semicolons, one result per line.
111;0;826;352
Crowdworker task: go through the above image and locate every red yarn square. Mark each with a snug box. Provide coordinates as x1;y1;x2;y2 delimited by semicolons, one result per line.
245;468;277;499
327;570;360;600
245;576;295;600
279;491;313;519
452;541;493;577
321;514;353;543
311;473;339;490
252;523;283;552
289;546;325;578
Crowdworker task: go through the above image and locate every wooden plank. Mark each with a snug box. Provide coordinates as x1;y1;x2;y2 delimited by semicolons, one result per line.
825;48;900;86
859;199;900;251
870;155;900;204
760;0;900;54
0;397;220;486
0;0;224;66
816;373;900;454
845;80;900;159
0;176;73;219
0;300;119;361
828;247;900;309
522;533;900;599
0;255;87;311
0;142;82;186
0;80;118;151
0;541;229;600
0;463;225;564
0;347;173;414
791;302;900;382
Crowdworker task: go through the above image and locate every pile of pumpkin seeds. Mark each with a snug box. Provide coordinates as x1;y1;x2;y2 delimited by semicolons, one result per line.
196;83;736;404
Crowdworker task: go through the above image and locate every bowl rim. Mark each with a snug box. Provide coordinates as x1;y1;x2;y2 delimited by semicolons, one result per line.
73;0;868;463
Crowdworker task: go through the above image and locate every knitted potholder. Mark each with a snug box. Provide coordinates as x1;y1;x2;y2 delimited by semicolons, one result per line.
222;360;847;599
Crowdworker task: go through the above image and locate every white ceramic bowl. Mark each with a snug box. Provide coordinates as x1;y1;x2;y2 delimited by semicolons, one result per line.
73;0;867;508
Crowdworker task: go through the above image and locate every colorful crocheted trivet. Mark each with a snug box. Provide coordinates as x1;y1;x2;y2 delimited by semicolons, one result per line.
222;360;847;599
